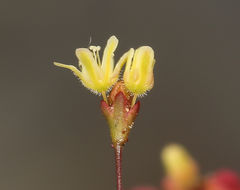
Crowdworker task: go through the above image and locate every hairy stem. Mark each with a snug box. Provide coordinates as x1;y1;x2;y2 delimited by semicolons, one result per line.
114;144;123;190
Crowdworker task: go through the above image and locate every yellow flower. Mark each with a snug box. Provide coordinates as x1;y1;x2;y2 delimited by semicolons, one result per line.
161;144;199;190
123;46;155;96
54;36;131;100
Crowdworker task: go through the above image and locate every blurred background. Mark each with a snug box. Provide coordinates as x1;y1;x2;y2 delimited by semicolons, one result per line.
1;0;240;189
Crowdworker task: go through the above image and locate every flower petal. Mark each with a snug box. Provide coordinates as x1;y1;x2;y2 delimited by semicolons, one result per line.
75;48;102;85
111;48;134;84
54;62;83;79
53;62;95;90
101;36;119;82
124;46;155;95
132;46;154;84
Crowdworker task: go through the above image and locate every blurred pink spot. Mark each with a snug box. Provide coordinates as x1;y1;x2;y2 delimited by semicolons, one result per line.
205;169;240;190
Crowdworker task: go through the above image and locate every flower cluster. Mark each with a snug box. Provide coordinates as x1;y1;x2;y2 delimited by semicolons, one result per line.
54;36;155;104
54;36;155;147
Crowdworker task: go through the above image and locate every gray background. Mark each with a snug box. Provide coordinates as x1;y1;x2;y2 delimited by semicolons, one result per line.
1;0;240;189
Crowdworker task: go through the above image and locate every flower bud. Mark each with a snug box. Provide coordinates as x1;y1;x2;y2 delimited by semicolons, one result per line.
161;144;199;190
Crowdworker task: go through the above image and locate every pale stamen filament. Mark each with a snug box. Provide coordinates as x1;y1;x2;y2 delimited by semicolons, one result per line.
96;46;101;65
89;46;97;63
89;46;101;65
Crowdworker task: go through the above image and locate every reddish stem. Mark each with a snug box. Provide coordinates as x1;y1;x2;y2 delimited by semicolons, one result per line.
114;144;123;190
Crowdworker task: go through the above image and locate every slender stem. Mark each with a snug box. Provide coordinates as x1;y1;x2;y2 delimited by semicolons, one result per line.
131;94;138;107
114;144;123;190
102;91;108;104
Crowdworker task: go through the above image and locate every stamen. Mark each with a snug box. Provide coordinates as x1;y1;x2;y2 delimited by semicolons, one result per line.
89;46;101;65
89;46;97;63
